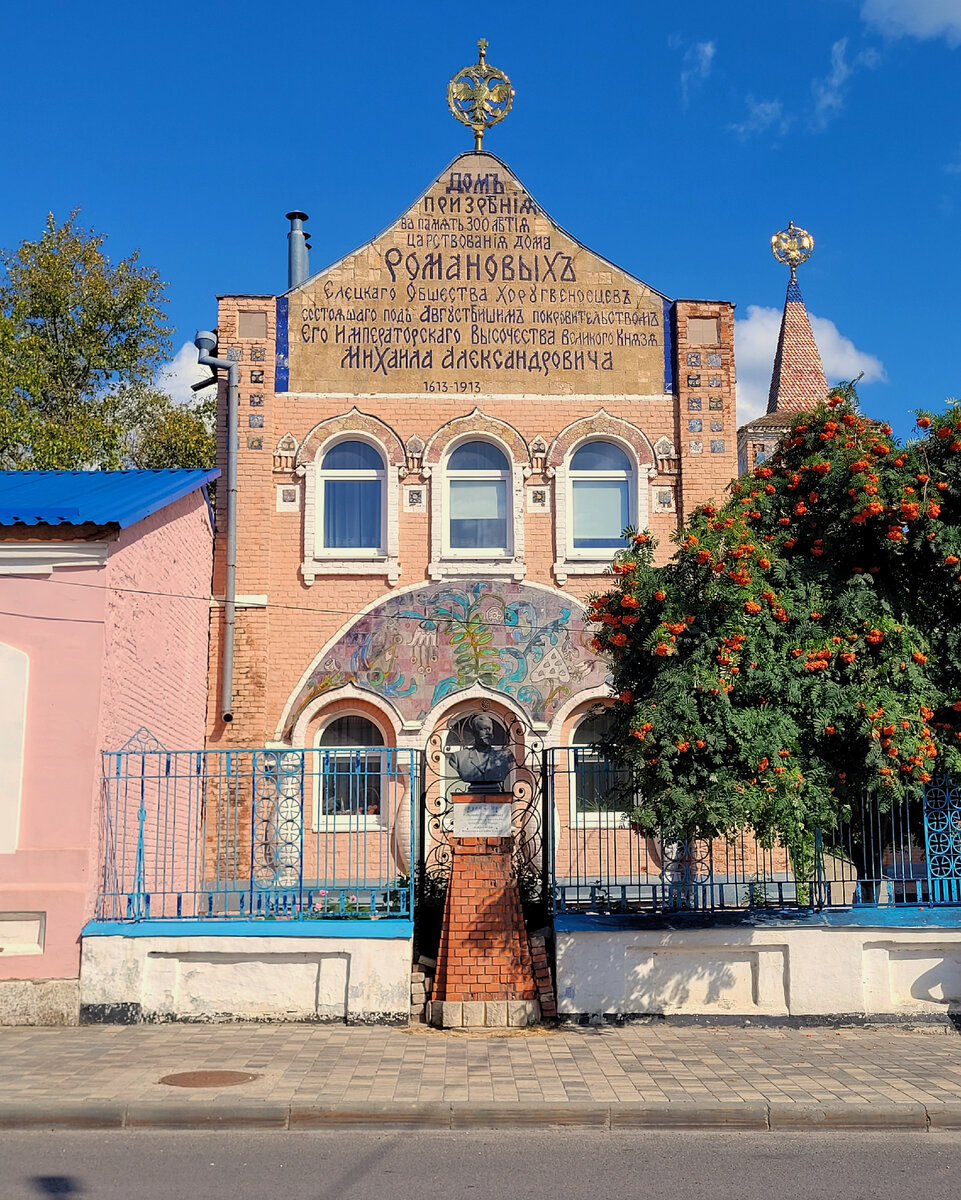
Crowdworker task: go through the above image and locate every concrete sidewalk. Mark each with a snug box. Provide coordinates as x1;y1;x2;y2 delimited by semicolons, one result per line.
3;1021;961;1131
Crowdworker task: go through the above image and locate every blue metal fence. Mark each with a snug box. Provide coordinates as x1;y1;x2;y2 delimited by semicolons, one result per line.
547;747;961;918
96;738;416;924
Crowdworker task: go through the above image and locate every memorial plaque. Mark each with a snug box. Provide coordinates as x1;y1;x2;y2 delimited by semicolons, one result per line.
285;152;672;398
453;801;512;838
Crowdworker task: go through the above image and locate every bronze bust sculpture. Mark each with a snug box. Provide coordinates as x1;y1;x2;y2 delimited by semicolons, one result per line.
447;713;513;794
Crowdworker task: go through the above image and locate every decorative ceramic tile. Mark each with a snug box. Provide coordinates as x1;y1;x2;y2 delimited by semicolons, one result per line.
709;397;724;410
250;346;266;362
655;487;675;512
227;347;242;362
687;374;701;388
708;375;722;388
526;485;550;513
710;439;726;454
687;397;702;411
248;413;264;428
688;419;702;433
250;370;264;383
276;484;300;513
689;439;703;454
707;352;722;368
247;436;263;450
710;420;724;433
249;393;264;406
686;352;701;367
403;484;426;513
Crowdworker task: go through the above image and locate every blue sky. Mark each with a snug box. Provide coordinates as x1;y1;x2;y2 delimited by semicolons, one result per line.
4;0;960;436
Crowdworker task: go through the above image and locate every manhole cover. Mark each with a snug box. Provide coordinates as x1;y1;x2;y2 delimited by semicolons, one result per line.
159;1070;259;1088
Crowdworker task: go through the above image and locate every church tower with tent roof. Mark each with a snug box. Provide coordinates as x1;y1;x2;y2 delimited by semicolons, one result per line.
737;221;828;474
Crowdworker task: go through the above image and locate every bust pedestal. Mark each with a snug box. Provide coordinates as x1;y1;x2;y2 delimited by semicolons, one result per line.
429;793;540;1029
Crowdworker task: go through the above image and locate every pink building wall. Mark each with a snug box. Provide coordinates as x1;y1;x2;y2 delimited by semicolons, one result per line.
0;489;214;990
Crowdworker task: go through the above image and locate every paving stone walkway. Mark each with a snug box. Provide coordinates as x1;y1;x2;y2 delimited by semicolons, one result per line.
2;1021;961;1114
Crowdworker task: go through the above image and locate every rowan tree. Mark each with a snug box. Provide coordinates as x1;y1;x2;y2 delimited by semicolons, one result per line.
589;388;961;860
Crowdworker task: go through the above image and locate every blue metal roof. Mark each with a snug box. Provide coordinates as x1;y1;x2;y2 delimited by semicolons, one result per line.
0;469;220;529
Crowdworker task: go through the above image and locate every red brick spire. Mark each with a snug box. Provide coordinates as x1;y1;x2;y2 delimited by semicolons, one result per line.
766;278;828;415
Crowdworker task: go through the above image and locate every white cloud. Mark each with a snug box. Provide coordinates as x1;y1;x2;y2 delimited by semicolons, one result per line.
159;340;216;406
729;97;790;139
680;41;716;105
734;304;886;425
861;0;961;45
945;142;961;172
811;38;880;130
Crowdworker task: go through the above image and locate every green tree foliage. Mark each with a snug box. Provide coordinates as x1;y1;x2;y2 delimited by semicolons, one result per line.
126;388;216;470
589;389;961;851
0;211;213;471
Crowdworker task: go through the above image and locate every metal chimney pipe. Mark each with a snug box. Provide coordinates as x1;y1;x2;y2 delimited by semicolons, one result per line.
286;211;310;289
194;330;239;723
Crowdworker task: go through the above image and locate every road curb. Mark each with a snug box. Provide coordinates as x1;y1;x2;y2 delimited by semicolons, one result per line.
0;1100;953;1131
610;1102;768;1129
0;1101;126;1129
768;1102;928;1131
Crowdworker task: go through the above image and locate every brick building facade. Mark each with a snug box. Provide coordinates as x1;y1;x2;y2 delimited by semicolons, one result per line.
205;150;739;872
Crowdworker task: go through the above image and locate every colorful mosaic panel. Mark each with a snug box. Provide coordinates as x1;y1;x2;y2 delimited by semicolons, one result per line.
284;579;609;733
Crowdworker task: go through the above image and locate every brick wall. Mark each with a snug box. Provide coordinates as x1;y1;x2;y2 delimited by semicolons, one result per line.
433;836;536;1002
100;490;214;753
206;296;741;750
95;490;215;920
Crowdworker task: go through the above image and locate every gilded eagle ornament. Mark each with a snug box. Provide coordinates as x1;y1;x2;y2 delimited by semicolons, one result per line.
771;220;815;283
447;39;515;150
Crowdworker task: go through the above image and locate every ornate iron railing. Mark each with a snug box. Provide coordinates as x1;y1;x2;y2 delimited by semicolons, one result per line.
547;747;961;917
95;731;415;923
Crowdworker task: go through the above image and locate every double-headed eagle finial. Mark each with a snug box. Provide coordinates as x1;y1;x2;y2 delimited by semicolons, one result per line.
447;39;515;151
771;220;815;283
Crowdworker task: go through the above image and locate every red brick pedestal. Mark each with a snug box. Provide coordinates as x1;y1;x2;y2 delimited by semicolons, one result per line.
430;803;540;1028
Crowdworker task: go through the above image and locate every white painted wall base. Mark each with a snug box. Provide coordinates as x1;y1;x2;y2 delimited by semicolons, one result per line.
0;978;80;1025
556;925;961;1019
80;934;412;1024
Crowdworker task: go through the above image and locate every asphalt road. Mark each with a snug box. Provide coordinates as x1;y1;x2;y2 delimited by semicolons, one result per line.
2;1130;960;1200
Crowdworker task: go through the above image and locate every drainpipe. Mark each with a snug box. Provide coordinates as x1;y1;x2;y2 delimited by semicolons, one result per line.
195;330;239;723
286;211;310;289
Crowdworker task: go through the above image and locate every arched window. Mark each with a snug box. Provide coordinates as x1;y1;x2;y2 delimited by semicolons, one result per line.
446;441;511;555
315;714;385;827
571;708;631;822
569;441;633;551
317;440;384;555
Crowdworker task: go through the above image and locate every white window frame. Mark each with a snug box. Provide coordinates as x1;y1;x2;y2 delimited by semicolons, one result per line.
568;709;632;830
553;437;651;585
428;436;526;581
311;711;392;834
314;446;385;560
301;434;401;586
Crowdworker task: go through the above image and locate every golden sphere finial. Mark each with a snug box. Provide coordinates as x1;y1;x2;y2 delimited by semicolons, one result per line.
447;39;514;152
771;220;814;284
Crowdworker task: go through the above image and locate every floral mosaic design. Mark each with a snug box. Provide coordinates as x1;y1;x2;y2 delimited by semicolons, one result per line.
284;579;609;734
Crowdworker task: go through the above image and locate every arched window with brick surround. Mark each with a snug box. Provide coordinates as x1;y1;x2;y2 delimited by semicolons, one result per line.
316;440;385;555
445;440;512;555
568;440;634;552
313;713;388;831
